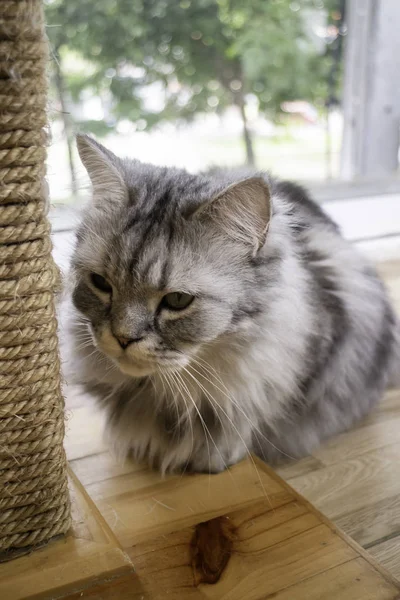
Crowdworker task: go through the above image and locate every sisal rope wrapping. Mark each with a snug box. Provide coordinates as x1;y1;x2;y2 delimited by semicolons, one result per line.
0;0;70;555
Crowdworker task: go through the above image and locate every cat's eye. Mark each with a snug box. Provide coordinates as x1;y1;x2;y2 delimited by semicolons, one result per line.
161;292;194;311
90;272;112;294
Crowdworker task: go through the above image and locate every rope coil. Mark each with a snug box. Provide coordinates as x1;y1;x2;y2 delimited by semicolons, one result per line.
0;0;70;556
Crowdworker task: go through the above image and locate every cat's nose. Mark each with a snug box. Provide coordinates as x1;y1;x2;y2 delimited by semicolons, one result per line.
115;335;143;349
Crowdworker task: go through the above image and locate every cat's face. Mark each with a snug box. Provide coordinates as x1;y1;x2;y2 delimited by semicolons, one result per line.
72;135;270;377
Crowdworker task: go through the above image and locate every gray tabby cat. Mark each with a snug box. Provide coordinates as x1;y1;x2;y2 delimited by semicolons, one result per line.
60;134;400;474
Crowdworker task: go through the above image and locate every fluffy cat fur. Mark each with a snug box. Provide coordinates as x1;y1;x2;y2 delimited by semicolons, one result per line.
60;134;400;474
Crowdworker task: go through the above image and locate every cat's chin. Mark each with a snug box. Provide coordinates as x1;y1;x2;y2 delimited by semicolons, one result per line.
116;356;188;378
117;359;157;378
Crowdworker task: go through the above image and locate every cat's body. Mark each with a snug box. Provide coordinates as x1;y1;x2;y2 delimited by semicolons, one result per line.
60;135;400;473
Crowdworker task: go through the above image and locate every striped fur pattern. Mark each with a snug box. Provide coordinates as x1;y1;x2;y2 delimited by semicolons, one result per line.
60;135;400;473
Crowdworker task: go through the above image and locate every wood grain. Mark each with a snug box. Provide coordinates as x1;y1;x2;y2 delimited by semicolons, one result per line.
279;389;400;578
60;574;148;600
0;468;135;600
334;494;400;548
287;442;400;519
2;451;398;599
276;455;324;479
127;516;354;600
121;458;399;600
263;558;400;600
311;412;400;466
369;538;400;581
84;458;293;548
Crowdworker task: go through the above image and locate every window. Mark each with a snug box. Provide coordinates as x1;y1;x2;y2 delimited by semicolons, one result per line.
46;0;400;256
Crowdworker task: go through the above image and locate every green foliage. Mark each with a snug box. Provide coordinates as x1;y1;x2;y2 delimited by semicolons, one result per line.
45;0;341;134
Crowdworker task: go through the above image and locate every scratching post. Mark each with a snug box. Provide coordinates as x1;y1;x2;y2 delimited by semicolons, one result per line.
0;0;70;556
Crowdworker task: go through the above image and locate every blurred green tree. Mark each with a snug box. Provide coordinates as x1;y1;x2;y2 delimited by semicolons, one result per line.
45;0;341;171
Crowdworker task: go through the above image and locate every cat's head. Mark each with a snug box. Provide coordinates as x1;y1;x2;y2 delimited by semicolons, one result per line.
72;135;271;377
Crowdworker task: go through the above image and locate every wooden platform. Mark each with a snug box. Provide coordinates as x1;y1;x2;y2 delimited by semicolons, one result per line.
1;446;399;599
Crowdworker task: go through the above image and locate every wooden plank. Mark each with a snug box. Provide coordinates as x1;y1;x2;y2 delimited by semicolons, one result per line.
287;442;400;520
130;524;357;600
60;573;149;600
279;392;400;474
69;450;143;487
127;501;357;600
84;458;293;548
276;455;324;479
0;468;135;600
263;557;400;600
257;458;400;586
311;414;400;466
278;392;400;555
335;494;400;548
1;453;397;599
82;454;399;599
369;537;400;582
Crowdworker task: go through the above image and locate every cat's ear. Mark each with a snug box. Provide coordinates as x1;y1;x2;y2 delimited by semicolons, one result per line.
76;134;127;205
193;176;271;254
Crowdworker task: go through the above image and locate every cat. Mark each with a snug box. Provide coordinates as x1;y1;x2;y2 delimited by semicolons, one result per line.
59;134;400;474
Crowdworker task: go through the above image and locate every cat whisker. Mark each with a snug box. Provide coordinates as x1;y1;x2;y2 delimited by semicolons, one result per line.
83;348;102;361
180;367;242;482
188;358;296;461
72;327;92;336
75;314;91;323
158;369;195;476
73;336;93;345
165;370;195;476
75;341;95;351
181;365;272;504
72;329;93;339
172;369;216;478
180;359;231;451
73;335;93;344
160;370;181;430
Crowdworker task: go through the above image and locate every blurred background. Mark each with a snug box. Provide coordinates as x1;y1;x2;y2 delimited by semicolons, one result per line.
45;0;400;256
